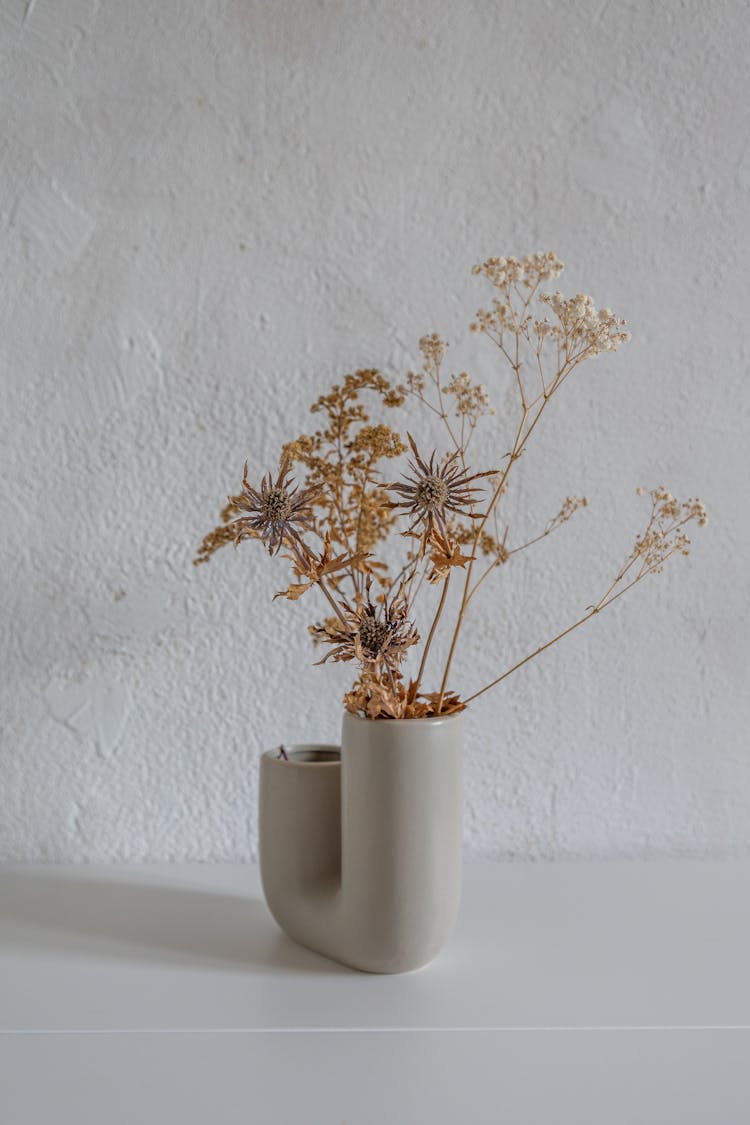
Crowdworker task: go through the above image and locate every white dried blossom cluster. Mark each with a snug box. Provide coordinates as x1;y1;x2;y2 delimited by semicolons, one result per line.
405;369;427;395
539;291;631;356
533;318;555;340
470;300;516;335
444;371;496;418
419;333;447;368
552;494;588;526
471;251;564;290
687;498;708;527
630;487;708;573
636;486;708;527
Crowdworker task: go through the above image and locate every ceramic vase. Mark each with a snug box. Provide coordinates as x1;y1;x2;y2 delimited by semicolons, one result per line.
258;711;463;973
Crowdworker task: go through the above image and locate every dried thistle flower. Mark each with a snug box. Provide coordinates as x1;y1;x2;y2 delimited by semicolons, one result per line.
233;459;318;563
315;583;419;676
387;433;489;540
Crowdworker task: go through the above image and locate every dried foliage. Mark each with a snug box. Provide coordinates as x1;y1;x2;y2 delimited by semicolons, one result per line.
196;253;707;719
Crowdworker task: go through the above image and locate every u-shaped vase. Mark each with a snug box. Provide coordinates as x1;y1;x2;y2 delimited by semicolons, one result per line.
258;711;463;973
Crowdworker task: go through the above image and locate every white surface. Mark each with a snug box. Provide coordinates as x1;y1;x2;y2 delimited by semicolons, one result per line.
2;860;750;1032
1;1;748;863
2;861;749;1124
3;1030;749;1125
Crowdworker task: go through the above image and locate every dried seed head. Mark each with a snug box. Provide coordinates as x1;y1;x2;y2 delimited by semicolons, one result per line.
262;487;293;523
387;434;488;538
233;459;318;557
416;475;450;512
314;583;419;674
358;617;391;661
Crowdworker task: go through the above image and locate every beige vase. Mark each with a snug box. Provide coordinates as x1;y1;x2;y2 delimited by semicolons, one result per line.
258;710;463;973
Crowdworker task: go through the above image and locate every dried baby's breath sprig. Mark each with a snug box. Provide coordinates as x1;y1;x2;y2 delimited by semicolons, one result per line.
538;292;631;357
434;253;635;710
464;496;589;602
402;337;494;458
444;371;496;425
463;488;708;705
471;251;565;290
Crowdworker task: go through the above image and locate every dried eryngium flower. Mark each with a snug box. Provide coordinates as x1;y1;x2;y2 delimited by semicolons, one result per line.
387;434;489;541
233;459;318;563
314;582;419;676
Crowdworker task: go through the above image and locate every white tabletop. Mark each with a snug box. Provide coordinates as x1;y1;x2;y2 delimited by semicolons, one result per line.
1;859;749;1123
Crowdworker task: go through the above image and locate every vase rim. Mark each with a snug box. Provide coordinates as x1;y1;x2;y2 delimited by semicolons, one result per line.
261;743;341;767
343;710;463;727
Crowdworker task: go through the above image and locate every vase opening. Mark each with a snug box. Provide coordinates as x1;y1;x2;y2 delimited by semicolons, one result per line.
285;747;341;764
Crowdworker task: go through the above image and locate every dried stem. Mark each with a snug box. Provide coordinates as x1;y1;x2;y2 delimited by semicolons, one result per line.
318;577;350;628
464;495;703;704
414;572;451;693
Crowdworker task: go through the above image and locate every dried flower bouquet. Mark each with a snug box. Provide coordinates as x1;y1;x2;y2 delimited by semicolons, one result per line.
196;253;707;720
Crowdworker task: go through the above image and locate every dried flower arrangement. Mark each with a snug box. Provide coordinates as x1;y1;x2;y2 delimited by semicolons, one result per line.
196;253;707;720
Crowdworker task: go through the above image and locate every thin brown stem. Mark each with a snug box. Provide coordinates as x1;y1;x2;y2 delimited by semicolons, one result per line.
436;402;531;709
414;572;451;693
317;578;349;628
464;543;684;707
463;608;598;705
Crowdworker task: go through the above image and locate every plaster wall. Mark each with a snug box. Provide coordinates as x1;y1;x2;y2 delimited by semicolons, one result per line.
1;0;748;860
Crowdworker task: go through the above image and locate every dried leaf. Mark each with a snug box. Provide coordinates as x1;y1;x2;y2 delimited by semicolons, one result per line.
427;531;476;583
273;581;314;601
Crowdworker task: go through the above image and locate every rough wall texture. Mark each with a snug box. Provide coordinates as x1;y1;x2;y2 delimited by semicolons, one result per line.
1;0;748;861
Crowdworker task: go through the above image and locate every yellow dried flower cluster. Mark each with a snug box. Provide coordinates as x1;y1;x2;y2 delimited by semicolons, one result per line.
351;423;405;459
195;253;707;719
194;496;251;566
452;523;508;561
281;368;407;586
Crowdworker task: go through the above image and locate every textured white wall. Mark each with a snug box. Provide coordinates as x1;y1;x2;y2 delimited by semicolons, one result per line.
1;0;748;862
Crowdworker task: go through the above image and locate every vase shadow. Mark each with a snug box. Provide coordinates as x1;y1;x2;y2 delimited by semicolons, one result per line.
0;868;352;975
